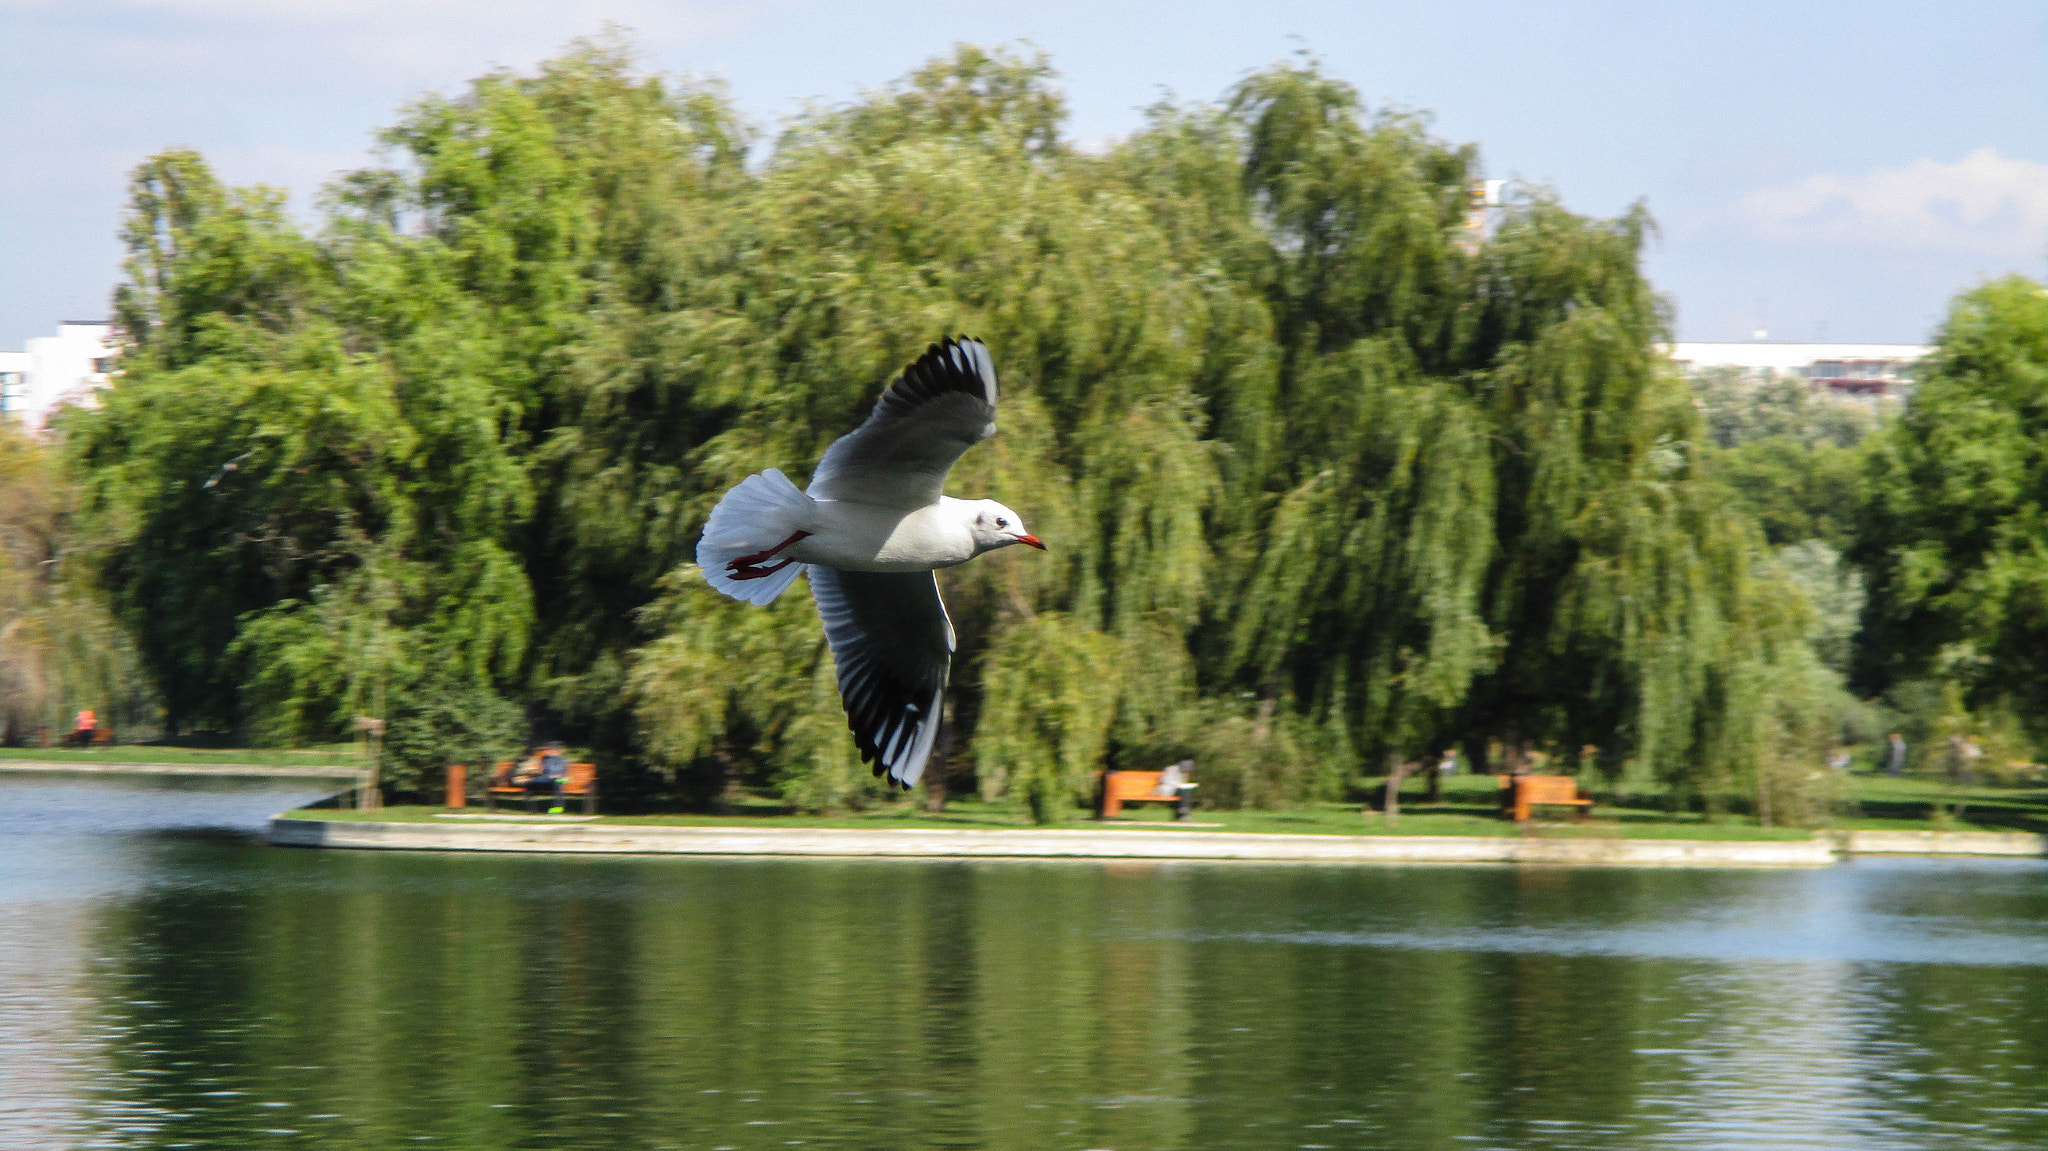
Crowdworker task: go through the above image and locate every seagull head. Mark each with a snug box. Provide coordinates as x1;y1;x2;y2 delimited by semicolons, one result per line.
966;500;1045;553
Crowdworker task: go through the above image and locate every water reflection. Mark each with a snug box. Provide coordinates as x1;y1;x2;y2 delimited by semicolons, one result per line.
0;775;341;1148
7;777;2048;1149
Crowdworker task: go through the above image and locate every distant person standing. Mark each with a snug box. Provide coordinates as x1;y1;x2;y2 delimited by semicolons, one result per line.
1948;735;1984;783
1885;732;1907;777
71;709;96;749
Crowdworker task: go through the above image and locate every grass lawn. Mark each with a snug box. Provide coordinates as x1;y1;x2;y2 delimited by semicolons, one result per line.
0;743;361;768
281;769;2048;840
286;772;1812;840
1838;773;2048;834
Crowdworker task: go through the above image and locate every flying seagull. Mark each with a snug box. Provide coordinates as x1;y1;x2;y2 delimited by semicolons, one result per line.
696;337;1044;787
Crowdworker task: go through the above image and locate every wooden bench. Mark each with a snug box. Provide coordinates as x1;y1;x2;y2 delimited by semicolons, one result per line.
1098;770;1194;820
69;725;112;748
486;761;599;814
1499;773;1594;822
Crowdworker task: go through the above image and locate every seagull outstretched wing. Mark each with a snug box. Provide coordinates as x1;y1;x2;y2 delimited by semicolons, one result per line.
807;337;998;509
807;567;954;788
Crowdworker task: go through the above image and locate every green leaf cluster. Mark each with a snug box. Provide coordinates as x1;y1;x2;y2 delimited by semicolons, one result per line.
0;426;155;743
1854;277;2048;748
63;39;1829;815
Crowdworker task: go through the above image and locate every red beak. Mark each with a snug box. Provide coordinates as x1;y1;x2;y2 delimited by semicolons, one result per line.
1013;534;1046;550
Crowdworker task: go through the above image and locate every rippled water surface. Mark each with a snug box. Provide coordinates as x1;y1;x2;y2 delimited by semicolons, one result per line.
7;775;2048;1150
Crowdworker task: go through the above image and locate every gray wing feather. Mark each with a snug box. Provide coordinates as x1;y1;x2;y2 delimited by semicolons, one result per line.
808;567;954;788
807;337;998;509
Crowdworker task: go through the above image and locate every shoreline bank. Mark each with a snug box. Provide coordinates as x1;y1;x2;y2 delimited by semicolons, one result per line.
270;818;1845;866
267;818;2048;865
1837;829;2048;857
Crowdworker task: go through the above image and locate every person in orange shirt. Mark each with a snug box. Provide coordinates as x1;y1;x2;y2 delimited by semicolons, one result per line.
72;709;96;749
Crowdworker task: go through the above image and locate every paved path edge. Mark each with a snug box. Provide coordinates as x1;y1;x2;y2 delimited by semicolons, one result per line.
1839;829;2048;857
268;818;1841;866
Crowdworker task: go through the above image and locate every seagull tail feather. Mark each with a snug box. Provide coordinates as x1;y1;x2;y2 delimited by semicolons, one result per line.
697;468;814;605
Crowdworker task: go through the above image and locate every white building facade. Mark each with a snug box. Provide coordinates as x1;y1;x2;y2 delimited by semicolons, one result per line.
1667;341;1929;403
0;322;118;435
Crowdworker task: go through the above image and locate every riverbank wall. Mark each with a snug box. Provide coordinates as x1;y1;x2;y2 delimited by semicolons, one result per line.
1839;829;2048;856
268;818;1840;866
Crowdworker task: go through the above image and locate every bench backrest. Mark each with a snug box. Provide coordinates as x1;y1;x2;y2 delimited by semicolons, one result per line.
1510;774;1582;803
564;762;596;795
1104;770;1165;800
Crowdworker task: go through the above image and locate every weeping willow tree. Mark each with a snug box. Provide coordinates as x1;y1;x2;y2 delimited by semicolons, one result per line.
74;143;537;782
0;426;155;744
1089;63;1827;814
66;38;1827;817
601;47;1225;812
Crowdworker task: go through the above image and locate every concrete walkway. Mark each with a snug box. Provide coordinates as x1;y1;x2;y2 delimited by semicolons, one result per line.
1840;829;2048;857
269;818;1838;866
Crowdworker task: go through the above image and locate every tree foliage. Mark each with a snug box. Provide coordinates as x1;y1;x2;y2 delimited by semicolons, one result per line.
1689;366;1877;552
0;426;154;744
67;39;1832;815
1853;276;2048;743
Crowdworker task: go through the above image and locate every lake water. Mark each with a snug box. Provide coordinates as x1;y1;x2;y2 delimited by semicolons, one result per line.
7;775;2048;1150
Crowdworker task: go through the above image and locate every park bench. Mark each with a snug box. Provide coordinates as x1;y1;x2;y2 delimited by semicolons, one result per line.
1098;770;1195;820
485;761;600;814
62;725;114;748
1498;773;1594;822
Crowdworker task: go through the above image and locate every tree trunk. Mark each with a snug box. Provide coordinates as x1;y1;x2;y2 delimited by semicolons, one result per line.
1463;737;1491;778
1383;758;1416;823
1424;756;1444;804
1251;694;1277;742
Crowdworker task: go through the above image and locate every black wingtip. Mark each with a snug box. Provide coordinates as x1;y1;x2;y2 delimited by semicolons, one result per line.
877;336;997;418
852;719;923;790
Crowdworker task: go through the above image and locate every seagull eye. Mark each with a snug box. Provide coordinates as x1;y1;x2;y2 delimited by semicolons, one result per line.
995;517;1008;529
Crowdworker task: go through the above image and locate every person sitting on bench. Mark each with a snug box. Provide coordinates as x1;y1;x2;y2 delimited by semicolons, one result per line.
533;742;569;813
1155;759;1197;808
509;751;542;791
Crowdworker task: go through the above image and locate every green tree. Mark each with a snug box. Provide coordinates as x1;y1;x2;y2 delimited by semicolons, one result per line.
64;38;1844;819
1692;366;1874;450
0;425;155;744
1853;275;2048;748
76;149;533;781
1714;436;1869;549
1105;61;1827;812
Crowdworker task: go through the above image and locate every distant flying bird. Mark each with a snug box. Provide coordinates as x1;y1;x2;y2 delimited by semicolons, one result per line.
697;337;1045;787
202;450;254;490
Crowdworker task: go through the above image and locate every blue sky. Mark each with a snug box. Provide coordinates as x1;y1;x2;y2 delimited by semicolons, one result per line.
3;0;2043;349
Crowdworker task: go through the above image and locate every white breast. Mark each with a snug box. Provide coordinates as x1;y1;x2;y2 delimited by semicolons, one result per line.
790;500;976;573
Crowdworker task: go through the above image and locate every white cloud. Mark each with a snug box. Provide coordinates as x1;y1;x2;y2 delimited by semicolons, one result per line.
1738;148;2048;256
